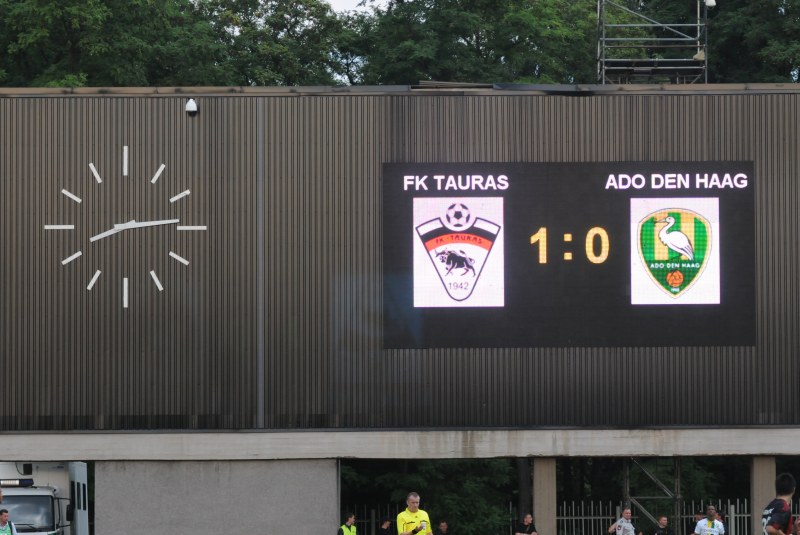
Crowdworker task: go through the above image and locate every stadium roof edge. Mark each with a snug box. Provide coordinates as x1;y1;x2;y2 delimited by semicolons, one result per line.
0;82;799;97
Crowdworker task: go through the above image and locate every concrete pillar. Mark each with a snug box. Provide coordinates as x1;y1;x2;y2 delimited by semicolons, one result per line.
95;459;338;535
751;456;775;535
533;457;557;535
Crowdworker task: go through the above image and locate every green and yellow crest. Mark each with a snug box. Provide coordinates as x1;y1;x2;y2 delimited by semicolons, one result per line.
637;208;711;298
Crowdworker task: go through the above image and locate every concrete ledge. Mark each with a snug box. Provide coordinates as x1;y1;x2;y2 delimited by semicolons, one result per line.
2;428;800;460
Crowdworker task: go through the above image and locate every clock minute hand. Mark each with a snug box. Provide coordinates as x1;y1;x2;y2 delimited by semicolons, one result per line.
114;219;180;230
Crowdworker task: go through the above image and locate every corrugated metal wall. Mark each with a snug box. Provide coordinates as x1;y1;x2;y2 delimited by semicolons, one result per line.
1;89;798;430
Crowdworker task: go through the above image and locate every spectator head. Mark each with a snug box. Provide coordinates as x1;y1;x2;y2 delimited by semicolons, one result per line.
776;473;797;496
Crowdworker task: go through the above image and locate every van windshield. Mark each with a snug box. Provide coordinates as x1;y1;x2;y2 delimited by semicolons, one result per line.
2;495;56;532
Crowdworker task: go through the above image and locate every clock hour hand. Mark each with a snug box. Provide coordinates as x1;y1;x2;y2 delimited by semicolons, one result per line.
114;219;180;230
90;220;136;242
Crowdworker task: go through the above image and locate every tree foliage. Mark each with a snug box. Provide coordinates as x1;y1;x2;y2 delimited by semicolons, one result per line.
0;0;342;86
557;457;751;505
706;0;796;82
643;0;800;82
199;0;344;85
342;459;515;535
1;0;799;86
0;0;229;86
343;457;755;535
347;0;601;84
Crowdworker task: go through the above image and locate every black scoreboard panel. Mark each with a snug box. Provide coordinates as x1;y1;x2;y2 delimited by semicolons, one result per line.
383;162;755;348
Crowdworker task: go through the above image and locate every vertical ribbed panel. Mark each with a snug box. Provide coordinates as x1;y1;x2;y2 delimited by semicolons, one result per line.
1;96;256;429
1;90;799;430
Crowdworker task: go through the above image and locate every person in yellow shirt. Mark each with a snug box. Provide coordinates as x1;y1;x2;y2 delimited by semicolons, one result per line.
397;492;432;535
338;512;357;535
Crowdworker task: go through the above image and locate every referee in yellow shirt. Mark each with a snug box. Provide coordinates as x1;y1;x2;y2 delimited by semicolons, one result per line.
397;492;433;535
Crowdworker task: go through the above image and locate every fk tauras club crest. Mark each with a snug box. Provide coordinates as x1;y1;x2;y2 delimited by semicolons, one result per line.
415;201;502;303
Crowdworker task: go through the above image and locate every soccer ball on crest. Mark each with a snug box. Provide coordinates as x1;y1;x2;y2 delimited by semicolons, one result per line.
445;203;472;229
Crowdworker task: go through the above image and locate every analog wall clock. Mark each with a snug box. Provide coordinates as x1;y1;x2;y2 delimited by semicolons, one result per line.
43;144;207;308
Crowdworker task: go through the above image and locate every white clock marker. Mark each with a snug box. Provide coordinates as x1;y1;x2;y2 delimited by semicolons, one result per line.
87;270;101;290
177;225;207;231
169;251;189;266
150;163;166;184
123;146;129;177
89;163;103;183
44;225;74;230
123;277;129;308
61;189;82;203
62;251;82;265
169;190;190;203
150;270;164;291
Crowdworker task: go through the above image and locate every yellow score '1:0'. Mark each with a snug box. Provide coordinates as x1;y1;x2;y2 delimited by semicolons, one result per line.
530;227;610;264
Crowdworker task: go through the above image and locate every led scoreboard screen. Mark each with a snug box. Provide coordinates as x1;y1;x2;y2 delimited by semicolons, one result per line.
382;162;755;348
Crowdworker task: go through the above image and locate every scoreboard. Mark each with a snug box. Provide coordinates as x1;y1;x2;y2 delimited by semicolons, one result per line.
383;162;755;348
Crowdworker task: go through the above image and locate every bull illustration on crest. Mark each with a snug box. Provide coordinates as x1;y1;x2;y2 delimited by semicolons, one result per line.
434;248;476;277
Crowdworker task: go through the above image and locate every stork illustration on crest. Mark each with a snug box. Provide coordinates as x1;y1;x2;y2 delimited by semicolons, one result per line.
637;208;712;298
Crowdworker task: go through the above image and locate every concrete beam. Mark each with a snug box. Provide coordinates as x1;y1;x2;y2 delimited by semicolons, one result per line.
2;428;800;460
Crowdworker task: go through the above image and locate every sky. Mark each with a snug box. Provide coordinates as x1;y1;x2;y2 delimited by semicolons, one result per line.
326;0;375;12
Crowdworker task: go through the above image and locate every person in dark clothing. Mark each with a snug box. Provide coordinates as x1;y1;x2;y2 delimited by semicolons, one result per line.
377;516;392;535
762;472;800;535
515;513;538;535
653;515;673;535
433;519;450;534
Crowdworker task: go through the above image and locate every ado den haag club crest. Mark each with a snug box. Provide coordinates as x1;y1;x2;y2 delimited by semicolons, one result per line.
415;200;502;302
637;208;711;298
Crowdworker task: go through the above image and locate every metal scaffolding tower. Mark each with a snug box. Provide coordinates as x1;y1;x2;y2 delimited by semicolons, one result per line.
623;458;682;528
598;0;712;84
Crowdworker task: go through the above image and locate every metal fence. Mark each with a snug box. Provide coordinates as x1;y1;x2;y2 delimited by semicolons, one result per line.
342;503;402;535
346;498;800;535
557;500;618;535
556;499;752;535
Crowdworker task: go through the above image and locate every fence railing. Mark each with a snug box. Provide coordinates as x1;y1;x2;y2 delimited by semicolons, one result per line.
557;500;618;535
555;499;752;535
346;498;800;535
342;503;402;535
